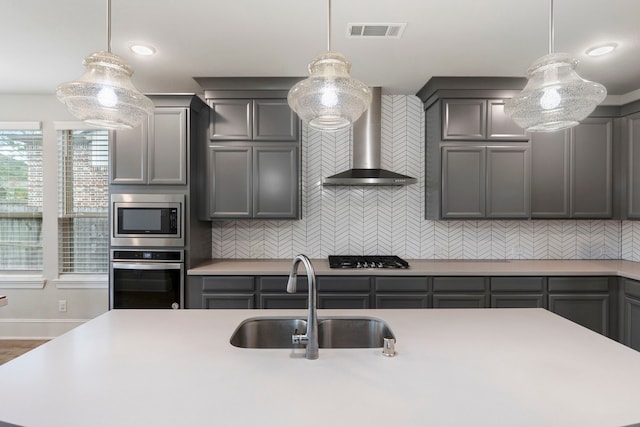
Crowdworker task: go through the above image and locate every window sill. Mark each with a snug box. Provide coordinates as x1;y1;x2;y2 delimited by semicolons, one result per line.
0;275;46;289
54;275;108;289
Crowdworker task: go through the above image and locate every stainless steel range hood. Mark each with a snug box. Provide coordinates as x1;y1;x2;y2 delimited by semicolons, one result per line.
323;87;417;186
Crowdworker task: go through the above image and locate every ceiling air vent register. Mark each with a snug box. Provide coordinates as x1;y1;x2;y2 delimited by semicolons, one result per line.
347;23;407;38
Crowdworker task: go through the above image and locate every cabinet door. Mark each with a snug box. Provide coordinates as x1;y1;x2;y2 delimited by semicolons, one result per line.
623;279;640;351
486;146;530;218
627;113;640;218
486;99;528;141
110;118;148;184
376;294;429;309
253;146;298;218
148;108;187;184
530;130;570;217
260;294;308;309
570;118;613;218
548;294;609;336
318;294;371;309
491;294;544;308
253;99;298;141
441;146;485;218
209;99;252;140
208;146;252;218
433;294;488;308
442;99;486;140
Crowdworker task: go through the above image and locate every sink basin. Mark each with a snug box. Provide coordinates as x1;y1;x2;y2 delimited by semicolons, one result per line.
230;316;395;349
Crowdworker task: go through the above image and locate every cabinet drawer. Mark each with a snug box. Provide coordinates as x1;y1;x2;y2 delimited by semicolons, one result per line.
202;276;255;292
432;277;488;292
490;277;544;292
548;277;610;293
374;276;429;292
317;276;371;292
624;279;640;299
258;276;308;292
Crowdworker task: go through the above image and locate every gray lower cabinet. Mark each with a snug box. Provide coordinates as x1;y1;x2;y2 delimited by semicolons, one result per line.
432;277;489;308
531;118;613;218
622;279;640;351
547;277;613;337
206;145;298;219
490;277;545;308
259;276;308;309
441;145;530;219
317;276;371;309
187;276;256;309
110;107;188;185
374;277;430;308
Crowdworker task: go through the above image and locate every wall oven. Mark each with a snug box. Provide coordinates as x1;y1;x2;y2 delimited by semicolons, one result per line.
110;249;184;309
111;193;184;247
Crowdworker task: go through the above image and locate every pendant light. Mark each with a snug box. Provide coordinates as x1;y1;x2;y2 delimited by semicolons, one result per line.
56;0;153;129
504;0;607;132
287;0;372;132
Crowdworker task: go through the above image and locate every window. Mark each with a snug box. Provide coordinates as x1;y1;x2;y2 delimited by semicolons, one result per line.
57;129;109;274
0;129;43;270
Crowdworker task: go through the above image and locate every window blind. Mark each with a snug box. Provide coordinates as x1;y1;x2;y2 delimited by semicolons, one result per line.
57;129;109;274
0;130;43;270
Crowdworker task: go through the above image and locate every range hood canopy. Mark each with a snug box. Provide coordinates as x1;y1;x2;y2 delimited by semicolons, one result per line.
323;87;417;186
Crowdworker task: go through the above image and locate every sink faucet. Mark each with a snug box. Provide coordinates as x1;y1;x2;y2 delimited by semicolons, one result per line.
286;254;319;360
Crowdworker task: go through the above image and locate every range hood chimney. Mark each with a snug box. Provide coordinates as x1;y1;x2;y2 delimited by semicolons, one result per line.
323;87;417;186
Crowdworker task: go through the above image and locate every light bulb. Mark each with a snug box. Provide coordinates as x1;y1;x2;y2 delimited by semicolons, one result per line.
540;86;561;110
97;86;118;108
320;87;338;107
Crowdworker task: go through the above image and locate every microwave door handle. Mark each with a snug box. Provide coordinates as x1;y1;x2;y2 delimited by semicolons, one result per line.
112;262;183;270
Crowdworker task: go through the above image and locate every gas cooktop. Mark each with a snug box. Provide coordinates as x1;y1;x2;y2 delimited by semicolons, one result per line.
328;255;410;269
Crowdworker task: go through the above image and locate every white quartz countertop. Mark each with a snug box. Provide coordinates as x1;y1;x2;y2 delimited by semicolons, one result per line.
1;308;640;427
189;258;640;280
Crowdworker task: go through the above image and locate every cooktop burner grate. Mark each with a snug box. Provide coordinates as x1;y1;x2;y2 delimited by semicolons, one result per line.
328;255;410;269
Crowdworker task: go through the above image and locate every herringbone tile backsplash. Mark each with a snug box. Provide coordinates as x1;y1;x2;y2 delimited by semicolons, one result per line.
211;95;640;262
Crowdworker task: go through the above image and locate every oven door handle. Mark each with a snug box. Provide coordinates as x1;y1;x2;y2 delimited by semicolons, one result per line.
111;262;183;270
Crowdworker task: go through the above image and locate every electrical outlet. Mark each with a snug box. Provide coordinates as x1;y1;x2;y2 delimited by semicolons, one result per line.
58;300;67;312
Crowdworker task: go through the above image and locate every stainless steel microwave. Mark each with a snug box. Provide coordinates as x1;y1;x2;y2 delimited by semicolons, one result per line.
111;193;184;247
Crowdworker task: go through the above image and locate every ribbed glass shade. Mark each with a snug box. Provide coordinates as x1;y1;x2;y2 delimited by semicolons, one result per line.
288;51;372;131
56;51;154;129
505;53;607;132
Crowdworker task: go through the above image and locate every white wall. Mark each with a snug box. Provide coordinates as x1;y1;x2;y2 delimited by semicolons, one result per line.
0;95;108;338
211;95;639;261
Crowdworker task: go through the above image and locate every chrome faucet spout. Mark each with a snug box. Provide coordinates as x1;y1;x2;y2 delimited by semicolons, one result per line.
286;254;319;360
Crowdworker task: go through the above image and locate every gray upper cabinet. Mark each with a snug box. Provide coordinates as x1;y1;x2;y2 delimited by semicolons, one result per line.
428;93;531;220
207;145;298;219
209;98;298;141
531;118;613;218
110;107;188;185
442;98;527;141
624;113;640;219
441;145;530;219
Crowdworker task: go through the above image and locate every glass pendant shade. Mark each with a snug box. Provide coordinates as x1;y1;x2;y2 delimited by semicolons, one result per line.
56;51;154;129
288;51;372;131
504;53;607;132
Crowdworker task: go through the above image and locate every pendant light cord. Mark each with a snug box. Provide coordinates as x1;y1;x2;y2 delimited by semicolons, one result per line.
107;0;112;53
326;0;332;52
548;0;554;54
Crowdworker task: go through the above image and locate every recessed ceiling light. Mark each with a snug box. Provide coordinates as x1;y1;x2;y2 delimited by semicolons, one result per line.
130;44;157;56
585;43;617;57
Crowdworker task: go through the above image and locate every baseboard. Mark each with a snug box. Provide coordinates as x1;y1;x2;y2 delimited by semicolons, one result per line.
0;318;89;339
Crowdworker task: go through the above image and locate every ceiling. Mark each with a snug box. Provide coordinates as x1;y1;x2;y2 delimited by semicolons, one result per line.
2;0;639;104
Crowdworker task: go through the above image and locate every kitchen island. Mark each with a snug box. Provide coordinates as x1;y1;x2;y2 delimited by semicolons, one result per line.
1;308;639;427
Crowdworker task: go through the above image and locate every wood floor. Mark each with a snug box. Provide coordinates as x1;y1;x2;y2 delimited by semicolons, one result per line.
0;339;49;365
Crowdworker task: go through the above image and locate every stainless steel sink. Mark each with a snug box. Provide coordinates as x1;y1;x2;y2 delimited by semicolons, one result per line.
230;316;395;349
